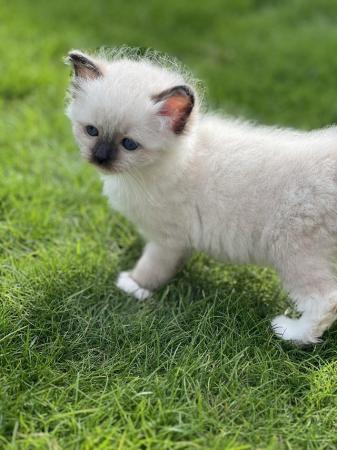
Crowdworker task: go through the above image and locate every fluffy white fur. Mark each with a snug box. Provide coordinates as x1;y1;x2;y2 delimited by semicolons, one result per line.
66;48;337;345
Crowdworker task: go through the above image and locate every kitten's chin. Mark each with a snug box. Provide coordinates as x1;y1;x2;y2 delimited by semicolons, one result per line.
88;159;126;175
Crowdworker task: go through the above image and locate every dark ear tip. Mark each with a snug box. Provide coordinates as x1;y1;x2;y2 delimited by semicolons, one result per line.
152;84;195;106
64;51;80;65
65;51;103;79
179;85;195;106
67;51;87;64
177;85;194;96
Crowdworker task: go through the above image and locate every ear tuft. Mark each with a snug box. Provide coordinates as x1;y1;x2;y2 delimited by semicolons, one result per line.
153;85;195;134
66;51;103;80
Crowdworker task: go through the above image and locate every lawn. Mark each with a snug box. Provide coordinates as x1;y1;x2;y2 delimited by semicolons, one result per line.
1;0;337;448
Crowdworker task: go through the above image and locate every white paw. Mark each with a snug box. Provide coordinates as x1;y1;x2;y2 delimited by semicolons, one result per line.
271;315;321;345
116;271;152;300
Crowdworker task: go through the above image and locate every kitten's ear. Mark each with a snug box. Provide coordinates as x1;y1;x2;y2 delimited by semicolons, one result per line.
66;50;103;80
153;85;195;134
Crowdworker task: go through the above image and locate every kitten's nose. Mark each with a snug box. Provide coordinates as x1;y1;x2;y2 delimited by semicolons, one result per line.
91;140;117;165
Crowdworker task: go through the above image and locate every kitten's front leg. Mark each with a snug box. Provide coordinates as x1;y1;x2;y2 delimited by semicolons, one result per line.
116;242;187;300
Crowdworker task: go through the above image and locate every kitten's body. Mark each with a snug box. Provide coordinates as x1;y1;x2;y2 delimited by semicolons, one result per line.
66;49;337;345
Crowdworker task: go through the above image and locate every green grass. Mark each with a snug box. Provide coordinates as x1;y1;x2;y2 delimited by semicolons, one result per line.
1;0;337;448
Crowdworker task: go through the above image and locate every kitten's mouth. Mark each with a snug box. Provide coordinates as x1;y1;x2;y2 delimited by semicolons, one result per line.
88;157;123;174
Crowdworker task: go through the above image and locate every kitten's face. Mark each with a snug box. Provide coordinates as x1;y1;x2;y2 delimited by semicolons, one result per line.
66;51;196;173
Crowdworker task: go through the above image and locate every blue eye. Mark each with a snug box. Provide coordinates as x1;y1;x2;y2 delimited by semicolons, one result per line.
121;137;139;151
86;125;99;137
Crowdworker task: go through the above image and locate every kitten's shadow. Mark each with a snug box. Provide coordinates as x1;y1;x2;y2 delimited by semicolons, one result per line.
26;251;337;376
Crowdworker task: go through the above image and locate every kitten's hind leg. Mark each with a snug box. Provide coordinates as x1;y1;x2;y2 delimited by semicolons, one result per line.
272;299;337;345
272;259;337;345
116;242;188;300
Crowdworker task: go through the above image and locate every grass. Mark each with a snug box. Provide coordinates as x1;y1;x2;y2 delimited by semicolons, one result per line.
1;0;337;448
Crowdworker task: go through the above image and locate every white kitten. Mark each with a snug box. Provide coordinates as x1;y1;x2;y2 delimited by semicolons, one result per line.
66;48;337;345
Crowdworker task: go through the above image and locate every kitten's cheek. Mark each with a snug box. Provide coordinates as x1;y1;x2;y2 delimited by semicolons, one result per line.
79;147;91;160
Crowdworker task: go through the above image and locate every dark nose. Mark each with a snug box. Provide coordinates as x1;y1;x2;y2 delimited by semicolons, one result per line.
92;140;117;165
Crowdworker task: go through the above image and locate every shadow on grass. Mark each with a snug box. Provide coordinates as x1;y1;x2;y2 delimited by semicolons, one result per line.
23;248;337;382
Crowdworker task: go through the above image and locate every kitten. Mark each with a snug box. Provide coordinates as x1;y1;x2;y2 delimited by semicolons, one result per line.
66;48;337;345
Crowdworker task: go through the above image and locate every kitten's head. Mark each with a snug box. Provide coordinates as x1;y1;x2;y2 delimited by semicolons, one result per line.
65;48;200;173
